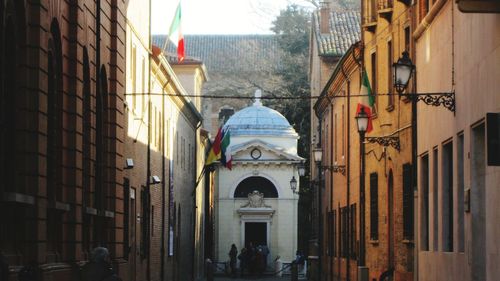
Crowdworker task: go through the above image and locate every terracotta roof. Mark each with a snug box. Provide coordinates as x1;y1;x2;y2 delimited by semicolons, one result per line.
313;10;361;56
152;35;282;73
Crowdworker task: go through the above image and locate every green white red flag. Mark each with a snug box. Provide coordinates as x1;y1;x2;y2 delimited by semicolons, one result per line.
168;2;185;62
357;69;374;133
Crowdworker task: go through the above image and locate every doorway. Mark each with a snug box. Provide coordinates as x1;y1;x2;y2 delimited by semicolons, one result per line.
245;222;267;247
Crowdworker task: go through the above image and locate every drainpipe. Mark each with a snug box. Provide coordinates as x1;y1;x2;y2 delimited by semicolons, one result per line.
160;77;171;281
192;120;202;281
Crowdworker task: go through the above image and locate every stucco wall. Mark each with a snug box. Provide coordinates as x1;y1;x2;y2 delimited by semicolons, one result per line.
415;2;500;281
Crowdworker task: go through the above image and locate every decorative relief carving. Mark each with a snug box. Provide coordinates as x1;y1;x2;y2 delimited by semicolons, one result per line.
240;190;271;208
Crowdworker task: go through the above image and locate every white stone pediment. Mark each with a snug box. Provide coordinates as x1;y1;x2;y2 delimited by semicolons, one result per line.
231;139;304;163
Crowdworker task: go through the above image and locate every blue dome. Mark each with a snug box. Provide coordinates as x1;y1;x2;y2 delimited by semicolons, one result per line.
223;104;298;137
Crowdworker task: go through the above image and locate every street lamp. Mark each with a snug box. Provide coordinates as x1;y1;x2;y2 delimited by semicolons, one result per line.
393;51;414;94
312;147;346;175
355;106;369;281
393;51;455;112
290;176;298;194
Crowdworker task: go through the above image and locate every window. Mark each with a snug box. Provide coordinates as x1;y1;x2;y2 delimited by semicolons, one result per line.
341;105;345;158
403;163;413;240
420;154;429;251
404;27;411;53
234;177;279;198
328;211;333;256
333;210;337;257
370;173;379;240
124;178;130;259
371;52;377;111
151;205;155;237
432;148;439;251
442;141;453;252
457;133;465;252
141;186;150;258
350;204;357;259
420;0;431;21
340;206;348;258
387;40;394;109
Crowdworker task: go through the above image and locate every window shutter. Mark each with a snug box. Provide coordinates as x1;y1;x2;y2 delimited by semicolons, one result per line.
370;173;379;240
403;163;414;240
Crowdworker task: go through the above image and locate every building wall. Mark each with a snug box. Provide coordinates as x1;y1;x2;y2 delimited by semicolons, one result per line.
414;1;500;281
123;1;152;280
171;62;209;281
360;1;415;280
0;0;126;280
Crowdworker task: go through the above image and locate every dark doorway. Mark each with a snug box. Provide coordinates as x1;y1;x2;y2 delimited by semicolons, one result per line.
245;222;267;247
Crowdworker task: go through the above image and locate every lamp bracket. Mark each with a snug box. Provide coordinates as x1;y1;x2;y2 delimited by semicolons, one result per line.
365;136;401;151
407;92;455;112
321;165;346;175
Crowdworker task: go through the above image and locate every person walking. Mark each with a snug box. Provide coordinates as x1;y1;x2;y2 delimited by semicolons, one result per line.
228;244;238;278
238;248;248;277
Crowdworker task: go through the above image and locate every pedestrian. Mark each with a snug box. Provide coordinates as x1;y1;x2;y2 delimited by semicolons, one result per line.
260;244;269;270
228;244;238;278
82;247;122;281
238;247;248;277
246;242;255;275
254;247;264;277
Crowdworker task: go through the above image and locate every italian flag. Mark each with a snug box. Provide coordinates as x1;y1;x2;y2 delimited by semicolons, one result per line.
168;2;185;62
357;70;374;133
220;129;232;170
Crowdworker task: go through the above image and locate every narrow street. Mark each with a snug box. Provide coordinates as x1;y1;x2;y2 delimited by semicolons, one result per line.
1;1;499;281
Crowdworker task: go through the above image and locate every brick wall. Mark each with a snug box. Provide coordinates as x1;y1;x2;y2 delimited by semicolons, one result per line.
0;0;126;279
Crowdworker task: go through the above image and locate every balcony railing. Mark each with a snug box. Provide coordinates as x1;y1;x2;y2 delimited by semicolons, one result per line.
378;0;393;20
378;0;393;10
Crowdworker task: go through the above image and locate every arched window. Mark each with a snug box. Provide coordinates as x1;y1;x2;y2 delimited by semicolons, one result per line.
46;18;64;259
47;18;63;201
234;176;278;198
82;47;92;205
94;65;109;246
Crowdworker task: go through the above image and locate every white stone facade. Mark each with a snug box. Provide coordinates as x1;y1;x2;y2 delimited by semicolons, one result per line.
214;95;304;265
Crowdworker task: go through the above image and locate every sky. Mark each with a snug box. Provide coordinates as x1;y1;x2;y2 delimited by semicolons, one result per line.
151;0;314;35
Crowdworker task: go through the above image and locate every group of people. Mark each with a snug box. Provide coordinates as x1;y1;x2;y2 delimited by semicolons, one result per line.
228;242;269;278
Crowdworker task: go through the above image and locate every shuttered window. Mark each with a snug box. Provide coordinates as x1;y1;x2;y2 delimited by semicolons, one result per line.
370;173;379;240
350;204;357;259
403;163;414;240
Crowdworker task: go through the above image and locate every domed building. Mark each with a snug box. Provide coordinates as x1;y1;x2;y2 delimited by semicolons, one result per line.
215;90;304;268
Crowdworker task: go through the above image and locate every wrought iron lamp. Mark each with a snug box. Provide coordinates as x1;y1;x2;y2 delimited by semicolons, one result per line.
290;176;298;194
312;147;346;175
393;51;455;112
